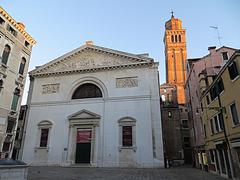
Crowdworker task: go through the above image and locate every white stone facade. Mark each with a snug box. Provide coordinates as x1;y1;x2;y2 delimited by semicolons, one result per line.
21;43;164;167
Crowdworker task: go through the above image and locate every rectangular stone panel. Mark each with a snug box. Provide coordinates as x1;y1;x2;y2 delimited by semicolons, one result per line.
116;77;138;88
42;83;60;94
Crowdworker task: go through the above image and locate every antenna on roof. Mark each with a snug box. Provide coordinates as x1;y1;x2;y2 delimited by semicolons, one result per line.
210;26;222;47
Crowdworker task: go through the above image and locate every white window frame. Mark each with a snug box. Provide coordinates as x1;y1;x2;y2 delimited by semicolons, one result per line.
210;113;224;134
36;120;52;149
118;117;136;152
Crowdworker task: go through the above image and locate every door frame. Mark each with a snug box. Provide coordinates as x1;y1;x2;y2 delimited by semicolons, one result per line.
66;109;100;166
75;128;93;164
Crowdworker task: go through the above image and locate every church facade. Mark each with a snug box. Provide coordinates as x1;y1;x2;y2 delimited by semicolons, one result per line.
21;42;164;167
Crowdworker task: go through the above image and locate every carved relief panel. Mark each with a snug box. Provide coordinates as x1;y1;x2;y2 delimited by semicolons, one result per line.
116;77;138;88
42;83;60;94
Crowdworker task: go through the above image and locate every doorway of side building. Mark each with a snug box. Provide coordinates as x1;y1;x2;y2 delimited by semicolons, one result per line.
75;129;92;163
216;144;232;178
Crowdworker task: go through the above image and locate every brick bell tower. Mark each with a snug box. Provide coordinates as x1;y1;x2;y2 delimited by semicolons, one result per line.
164;12;187;104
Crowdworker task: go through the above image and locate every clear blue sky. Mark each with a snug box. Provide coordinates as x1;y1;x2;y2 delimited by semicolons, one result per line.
1;0;240;104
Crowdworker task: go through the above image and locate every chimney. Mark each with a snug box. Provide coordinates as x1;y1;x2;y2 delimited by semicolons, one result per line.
208;46;216;54
86;41;94;46
17;22;25;30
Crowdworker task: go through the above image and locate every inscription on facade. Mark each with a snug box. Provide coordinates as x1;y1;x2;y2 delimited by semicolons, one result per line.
116;77;138;88
71;59;96;69
68;59;122;70
42;83;60;94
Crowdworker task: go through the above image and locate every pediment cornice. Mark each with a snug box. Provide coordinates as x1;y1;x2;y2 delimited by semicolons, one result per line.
30;44;157;77
68;109;101;120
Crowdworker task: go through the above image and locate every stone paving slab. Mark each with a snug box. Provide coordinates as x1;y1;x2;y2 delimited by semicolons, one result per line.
27;166;226;180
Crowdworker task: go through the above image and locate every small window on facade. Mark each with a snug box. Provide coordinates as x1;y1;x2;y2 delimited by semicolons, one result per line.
211;113;224;134
179;35;181;42
122;126;132;147
118;117;136;149
218;113;224;131
222;52;229;61
11;95;19;111
171;35;174;43
228;61;239;80
210;85;218;101
217;78;224;94
2;142;10;152
40;128;49;147
38;120;52;148
24;41;30;48
230;102;239;126
175;35;178;42
72;83;102;99
210;118;214;134
214;116;220;132
6;120;15;133
1;45;11;65
209;150;215;163
0;17;5;25
6;24;17;37
19;57;26;75
11;88;20;111
181;119;189;129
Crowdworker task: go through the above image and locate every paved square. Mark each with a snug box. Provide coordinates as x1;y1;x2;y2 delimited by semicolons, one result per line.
27;166;225;180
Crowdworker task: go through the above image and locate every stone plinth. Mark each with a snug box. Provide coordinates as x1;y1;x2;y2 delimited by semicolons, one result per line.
0;159;28;180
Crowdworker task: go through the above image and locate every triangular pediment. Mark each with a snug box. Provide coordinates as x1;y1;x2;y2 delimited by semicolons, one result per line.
30;44;154;77
68;109;101;120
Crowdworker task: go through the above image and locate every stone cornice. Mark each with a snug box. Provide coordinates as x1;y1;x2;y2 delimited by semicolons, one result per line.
31;62;156;78
0;7;36;44
29;95;151;106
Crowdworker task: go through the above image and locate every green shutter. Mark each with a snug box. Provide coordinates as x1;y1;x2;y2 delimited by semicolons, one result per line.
11;95;19;111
